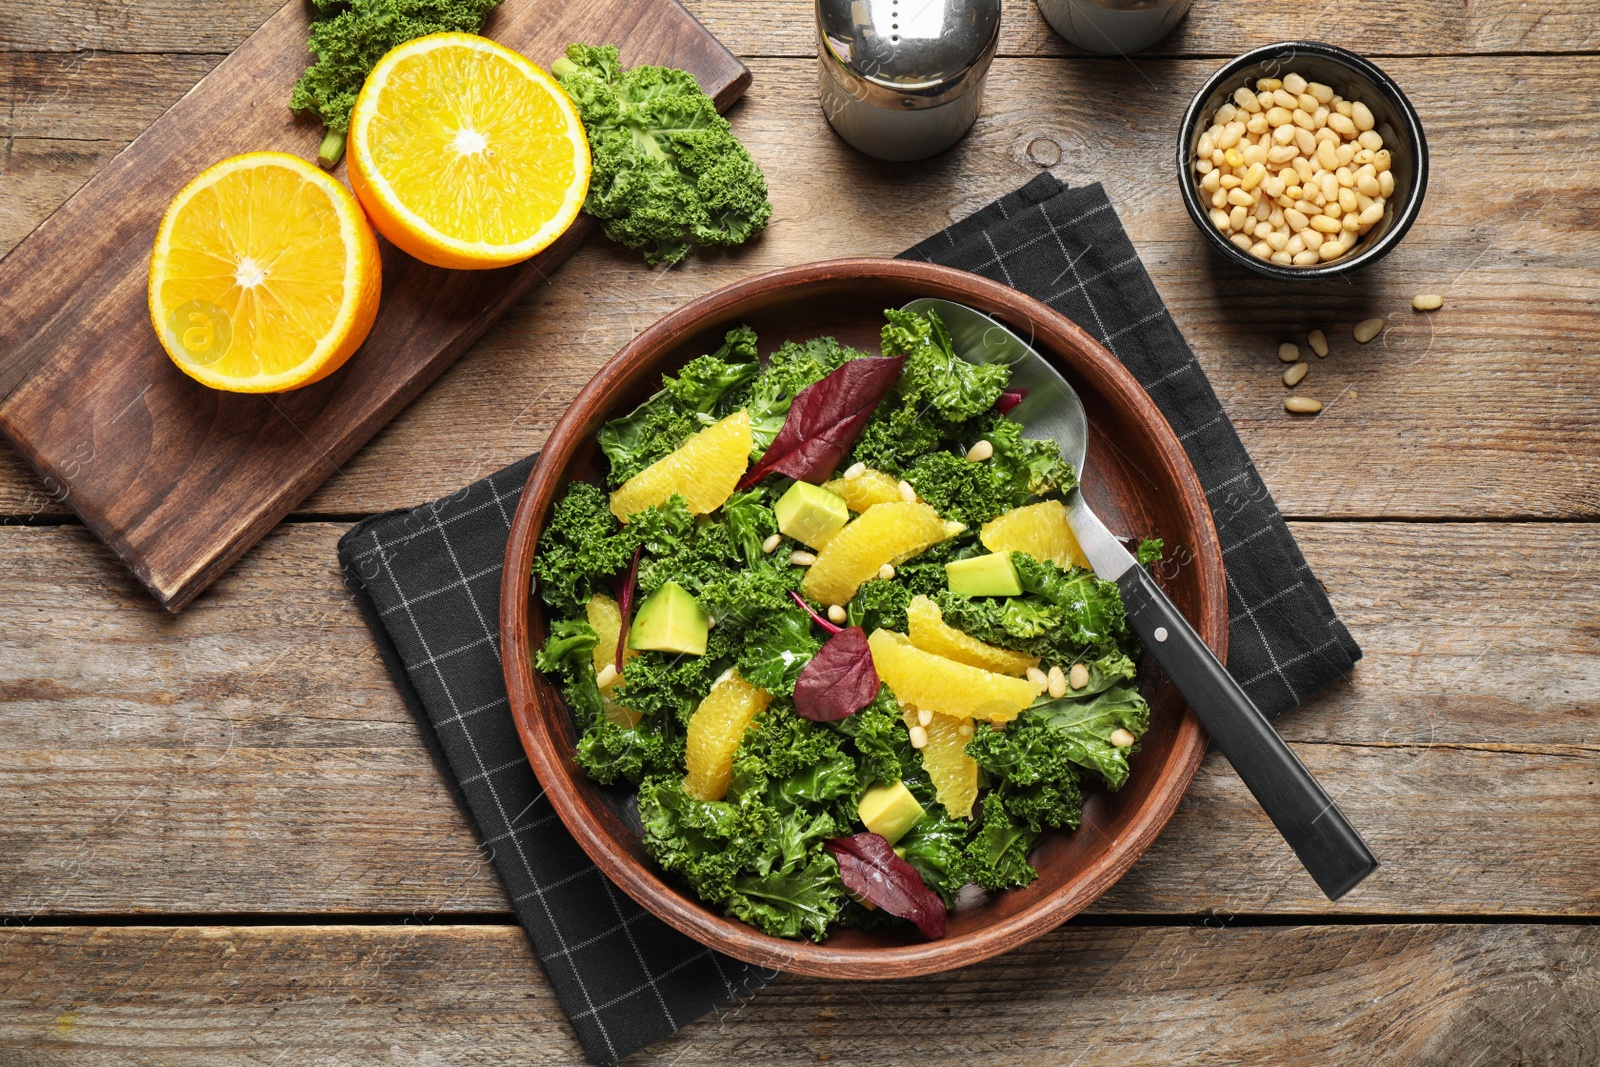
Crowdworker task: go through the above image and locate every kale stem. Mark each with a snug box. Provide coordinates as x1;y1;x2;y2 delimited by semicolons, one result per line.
317;127;347;169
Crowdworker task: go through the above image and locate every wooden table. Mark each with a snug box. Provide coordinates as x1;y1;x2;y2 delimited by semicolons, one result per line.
3;2;1598;1062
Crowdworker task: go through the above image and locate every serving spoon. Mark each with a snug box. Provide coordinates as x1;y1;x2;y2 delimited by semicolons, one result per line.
902;298;1378;902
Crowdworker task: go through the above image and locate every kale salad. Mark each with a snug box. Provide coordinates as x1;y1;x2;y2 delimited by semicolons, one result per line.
534;307;1159;942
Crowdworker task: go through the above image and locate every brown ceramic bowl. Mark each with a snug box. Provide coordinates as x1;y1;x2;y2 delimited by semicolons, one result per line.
500;259;1224;979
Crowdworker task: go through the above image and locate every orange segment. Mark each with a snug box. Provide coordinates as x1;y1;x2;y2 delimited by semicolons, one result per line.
981;500;1091;571
147;152;380;393
903;705;979;819
824;468;904;512
801;502;963;606
867;628;1037;723
906;595;1039;677
609;410;752;521
585;593;638;694
347;33;590;269
683;670;772;801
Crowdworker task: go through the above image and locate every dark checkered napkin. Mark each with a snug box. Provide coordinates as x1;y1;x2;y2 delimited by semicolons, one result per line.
904;173;1361;713
337;174;1360;1066
338;456;771;1067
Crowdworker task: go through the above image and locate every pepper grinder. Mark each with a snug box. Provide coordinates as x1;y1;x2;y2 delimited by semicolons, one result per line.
817;0;1001;162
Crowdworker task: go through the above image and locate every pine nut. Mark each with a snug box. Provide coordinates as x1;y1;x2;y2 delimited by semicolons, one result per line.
1292;250;1320;265
878;563;895;580
1068;663;1090;690
957;721;974;738
1308;329;1329;357
843;461;866;480
909;725;928;749
1283;362;1308;387
917;707;933;727
897;480;916;503
827;604;847;624
1285;396;1323;414
761;533;782;554
1026;666;1049;694
965;439;994;462
1413;293;1443;311
595;663;618;688
790;550;817;566
1109;728;1137;748
1353;317;1386;343
1047;666;1068;699
1351;101;1375;131
1282;72;1307;95
707;616;717;629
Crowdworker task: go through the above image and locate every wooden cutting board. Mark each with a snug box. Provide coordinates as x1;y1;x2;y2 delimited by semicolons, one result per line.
0;0;749;611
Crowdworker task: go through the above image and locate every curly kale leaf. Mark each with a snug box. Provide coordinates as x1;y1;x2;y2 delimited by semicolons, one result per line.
845;577;914;634
881;308;1009;423
552;44;772;265
1138;537;1165;568
1011;552;1131;647
723;487;778;568
832;690;907;790
894;812;970;906
963;799;1039;891
535;617;601;726
737;606;820;697
532;484;694;615
598;326;760;484
965;716;1084;832
575;718;673;786
291;0;501;134
727;855;845;942
1025;684;1151;790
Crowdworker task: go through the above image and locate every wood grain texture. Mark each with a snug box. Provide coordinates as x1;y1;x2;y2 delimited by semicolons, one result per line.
4;0;1597;56
0;0;749;611
2;521;1595;917
4;56;1594;525
1;923;1596;1064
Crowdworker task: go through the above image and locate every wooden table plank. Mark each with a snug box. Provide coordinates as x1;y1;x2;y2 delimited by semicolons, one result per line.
4;56;1597;525
3;520;1595;916
4;0;1597;56
1;923;1596;1064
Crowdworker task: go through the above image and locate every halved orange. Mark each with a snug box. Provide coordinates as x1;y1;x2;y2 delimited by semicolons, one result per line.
347;33;590;269
147;152;380;392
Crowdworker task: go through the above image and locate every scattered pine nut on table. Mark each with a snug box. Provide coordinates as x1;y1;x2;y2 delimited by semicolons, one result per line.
1283;362;1309;387
1354;317;1386;343
1285;396;1323;414
1414;294;1443;310
1308;329;1329;357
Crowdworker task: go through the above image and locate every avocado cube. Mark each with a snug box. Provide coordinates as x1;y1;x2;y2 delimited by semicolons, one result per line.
857;780;926;846
945;553;1023;597
774;481;851;550
628;580;709;656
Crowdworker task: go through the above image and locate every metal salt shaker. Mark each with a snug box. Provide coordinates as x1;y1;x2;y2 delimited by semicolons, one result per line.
816;0;1001;162
1035;0;1191;55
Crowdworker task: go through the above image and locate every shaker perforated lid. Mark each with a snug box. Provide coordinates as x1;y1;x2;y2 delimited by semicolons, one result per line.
817;0;1001;109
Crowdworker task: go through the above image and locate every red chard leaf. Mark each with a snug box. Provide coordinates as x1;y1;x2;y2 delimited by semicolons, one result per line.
739;355;905;488
612;545;641;670
825;832;947;939
793;626;878;721
789;590;843;635
996;388;1026;415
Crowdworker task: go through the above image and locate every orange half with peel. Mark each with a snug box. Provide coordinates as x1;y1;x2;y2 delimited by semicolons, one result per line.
147;151;380;393
347;33;591;270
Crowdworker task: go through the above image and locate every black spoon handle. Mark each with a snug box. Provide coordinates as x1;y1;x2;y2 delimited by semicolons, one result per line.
1115;565;1378;901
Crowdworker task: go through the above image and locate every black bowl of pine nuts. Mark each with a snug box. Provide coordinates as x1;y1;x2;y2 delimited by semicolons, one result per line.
1177;41;1428;279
